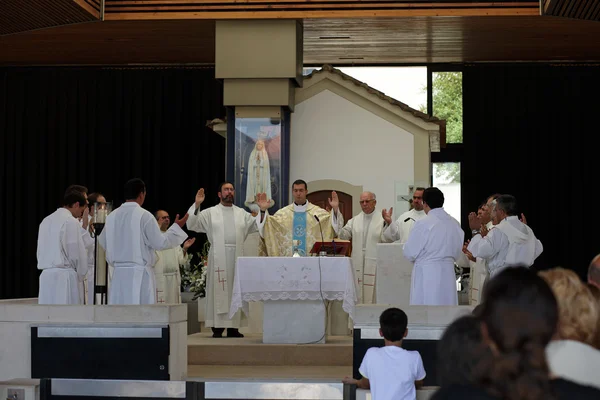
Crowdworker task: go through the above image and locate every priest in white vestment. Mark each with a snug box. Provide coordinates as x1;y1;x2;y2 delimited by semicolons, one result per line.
186;183;259;338
37;191;89;304
383;187;427;243
466;194;500;256
154;210;195;304
331;191;392;304
98;179;189;305
403;187;464;305
460;197;498;304
63;184;95;304
471;194;543;278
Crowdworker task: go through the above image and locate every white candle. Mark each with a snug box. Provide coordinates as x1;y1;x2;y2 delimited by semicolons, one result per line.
96;209;107;223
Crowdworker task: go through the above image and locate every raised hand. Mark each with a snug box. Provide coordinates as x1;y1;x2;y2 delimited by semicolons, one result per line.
256;192;271;211
468;212;481;230
520;213;528;225
480;223;489;238
195;189;205;209
464;249;476;262
328;191;339;212
183;237;196;251
175;213;189;228
382;207;393;225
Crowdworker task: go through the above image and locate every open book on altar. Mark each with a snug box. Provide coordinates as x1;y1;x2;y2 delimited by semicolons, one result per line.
309;240;351;256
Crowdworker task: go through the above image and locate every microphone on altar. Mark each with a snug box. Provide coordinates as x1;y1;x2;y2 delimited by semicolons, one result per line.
314;215;327;256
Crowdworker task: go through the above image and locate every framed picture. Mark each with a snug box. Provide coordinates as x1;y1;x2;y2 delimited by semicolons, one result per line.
228;114;288;214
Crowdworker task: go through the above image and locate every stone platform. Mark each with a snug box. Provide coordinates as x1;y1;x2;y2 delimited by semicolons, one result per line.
187;333;352;380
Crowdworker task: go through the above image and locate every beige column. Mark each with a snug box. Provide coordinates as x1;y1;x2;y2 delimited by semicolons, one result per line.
216;20;303;335
215;20;303;111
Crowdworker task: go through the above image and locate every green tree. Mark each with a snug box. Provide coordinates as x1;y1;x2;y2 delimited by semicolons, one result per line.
420;72;462;183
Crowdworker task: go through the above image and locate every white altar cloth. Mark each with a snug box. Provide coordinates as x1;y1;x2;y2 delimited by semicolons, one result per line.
229;256;357;320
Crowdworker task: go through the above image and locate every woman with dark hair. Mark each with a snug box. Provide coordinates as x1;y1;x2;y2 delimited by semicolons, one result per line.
436;315;493;388
432;267;600;399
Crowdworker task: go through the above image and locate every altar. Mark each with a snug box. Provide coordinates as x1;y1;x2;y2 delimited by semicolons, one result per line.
229;257;357;344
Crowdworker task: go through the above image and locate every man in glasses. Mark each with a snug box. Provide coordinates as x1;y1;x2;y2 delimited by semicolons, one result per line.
331;191;392;304
382;187;427;244
154;210;195;305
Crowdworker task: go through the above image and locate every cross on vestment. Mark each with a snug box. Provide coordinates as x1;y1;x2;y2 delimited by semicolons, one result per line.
156;291;166;303
216;268;227;290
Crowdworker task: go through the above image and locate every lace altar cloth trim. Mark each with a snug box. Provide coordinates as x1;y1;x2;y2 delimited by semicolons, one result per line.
228;257;357;319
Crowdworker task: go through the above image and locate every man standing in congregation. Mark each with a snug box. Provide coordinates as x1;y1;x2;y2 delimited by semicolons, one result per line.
403;187;464;305
331;191;391;304
99;178;189;304
154;210;196;304
382;187;427;243
37;190;89;304
256;179;333;256
186;183;259;338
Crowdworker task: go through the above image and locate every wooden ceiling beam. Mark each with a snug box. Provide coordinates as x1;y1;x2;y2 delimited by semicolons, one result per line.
102;1;540;20
542;0;600;21
0;0;98;36
3;16;600;66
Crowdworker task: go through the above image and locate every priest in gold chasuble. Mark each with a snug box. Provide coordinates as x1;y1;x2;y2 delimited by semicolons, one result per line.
256;180;350;335
257;192;334;257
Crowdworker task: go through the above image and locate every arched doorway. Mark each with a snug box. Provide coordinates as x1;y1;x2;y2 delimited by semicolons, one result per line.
307;190;353;224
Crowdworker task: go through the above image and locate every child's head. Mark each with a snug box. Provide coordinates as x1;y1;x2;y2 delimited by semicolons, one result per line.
379;307;408;342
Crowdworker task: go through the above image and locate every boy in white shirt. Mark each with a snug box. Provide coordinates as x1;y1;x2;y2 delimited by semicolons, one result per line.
343;308;426;400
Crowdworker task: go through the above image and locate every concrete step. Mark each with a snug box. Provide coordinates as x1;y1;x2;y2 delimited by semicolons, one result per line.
187;333;352;366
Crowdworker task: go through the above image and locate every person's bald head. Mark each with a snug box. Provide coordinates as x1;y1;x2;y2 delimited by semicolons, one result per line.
589;254;600;288
359;192;377;214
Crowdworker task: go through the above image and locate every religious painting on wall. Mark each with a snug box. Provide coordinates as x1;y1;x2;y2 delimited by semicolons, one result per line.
232;117;283;214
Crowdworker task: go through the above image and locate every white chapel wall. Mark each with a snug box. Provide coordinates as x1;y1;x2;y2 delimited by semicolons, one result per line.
291;89;415;218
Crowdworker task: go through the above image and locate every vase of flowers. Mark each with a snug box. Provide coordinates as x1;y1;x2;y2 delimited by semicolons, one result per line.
180;241;209;301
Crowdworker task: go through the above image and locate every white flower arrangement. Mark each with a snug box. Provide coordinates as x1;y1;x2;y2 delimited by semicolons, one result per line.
180;241;210;300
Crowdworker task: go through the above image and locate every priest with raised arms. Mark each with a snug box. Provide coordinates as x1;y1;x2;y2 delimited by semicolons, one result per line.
98;178;189;305
37;190;90;304
186;183;260;338
382;187;426;243
331;191;391;304
403;187;464;305
154;210;196;304
256;179;334;256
